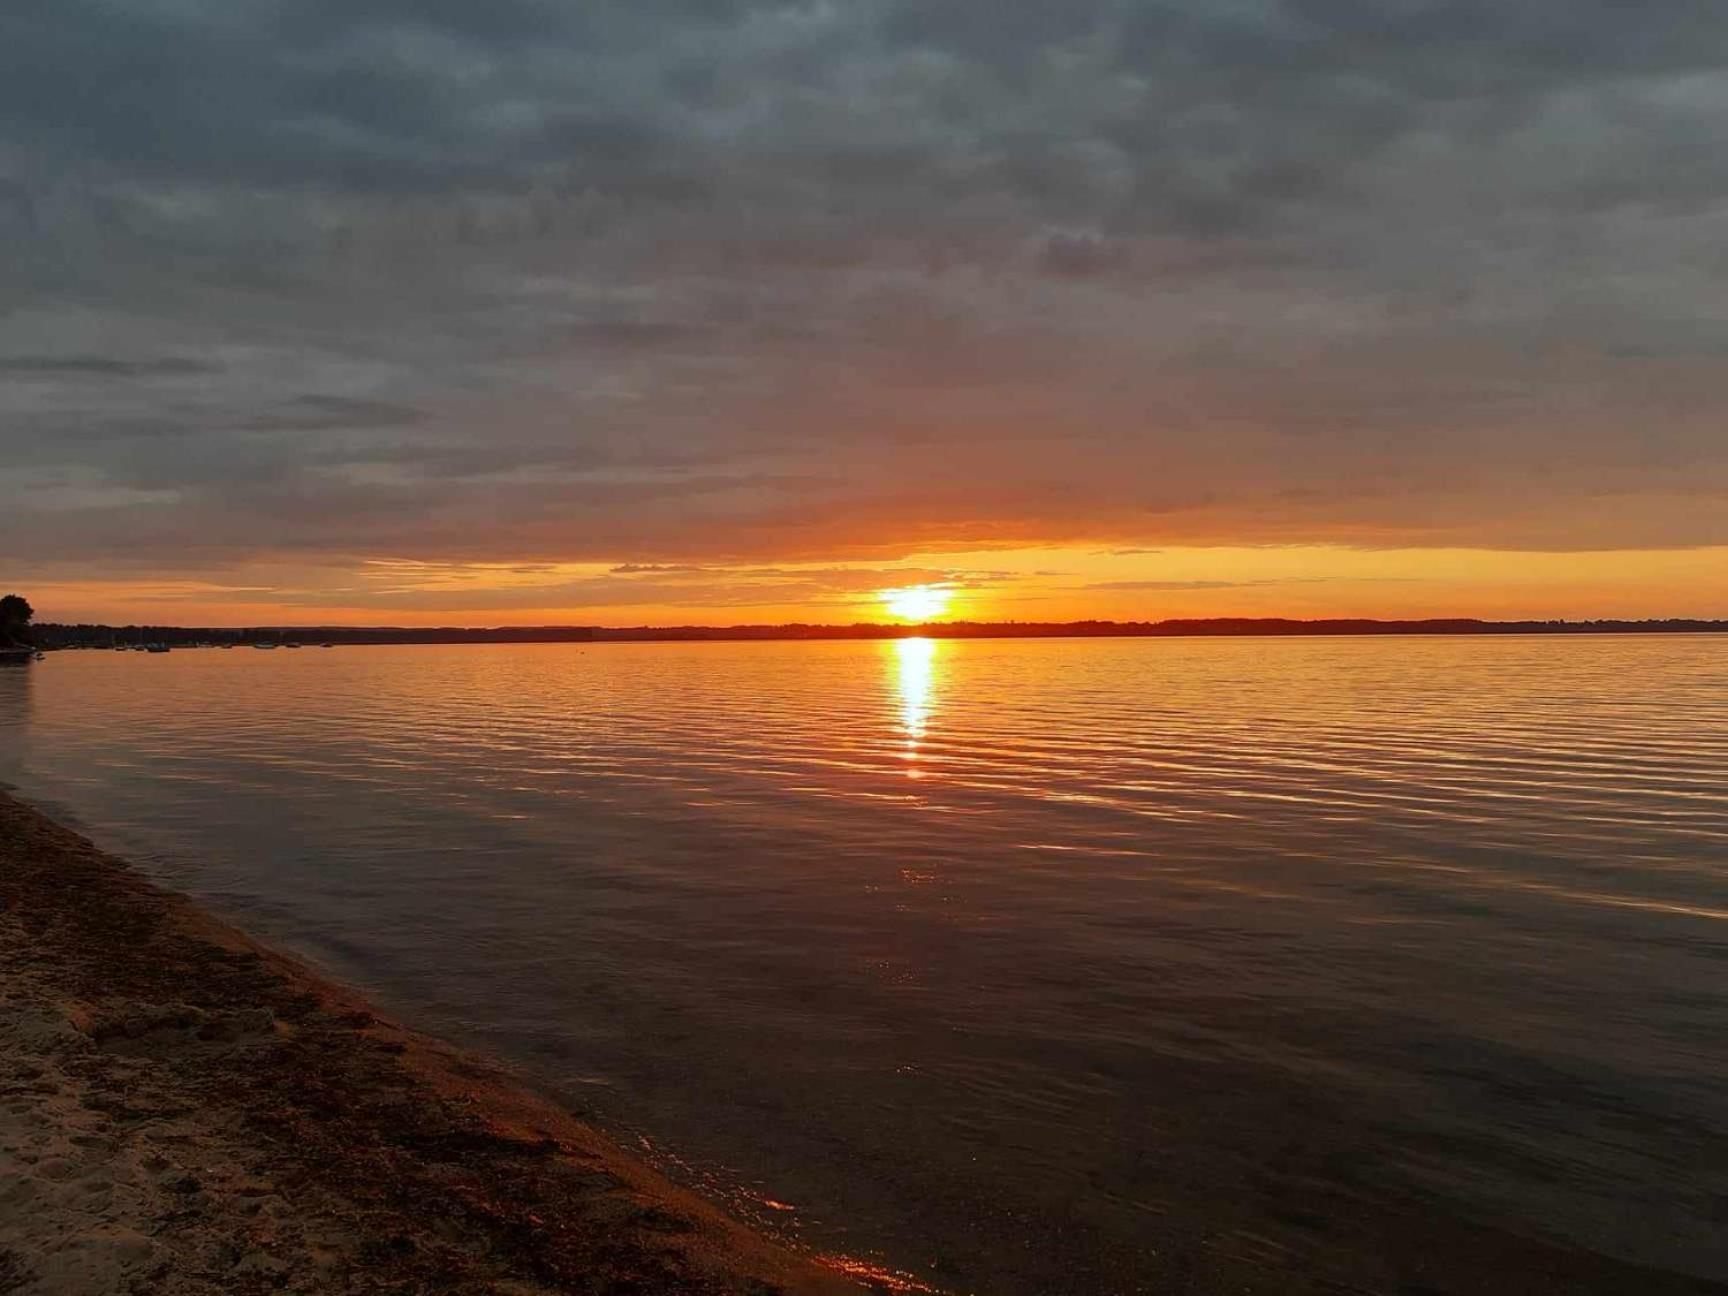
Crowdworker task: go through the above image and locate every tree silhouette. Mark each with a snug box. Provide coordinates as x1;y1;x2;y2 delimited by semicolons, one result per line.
0;594;34;647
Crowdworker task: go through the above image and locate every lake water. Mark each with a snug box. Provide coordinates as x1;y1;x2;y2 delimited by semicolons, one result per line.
2;637;1724;1292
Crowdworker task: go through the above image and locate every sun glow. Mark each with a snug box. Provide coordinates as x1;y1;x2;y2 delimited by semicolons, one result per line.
881;584;953;622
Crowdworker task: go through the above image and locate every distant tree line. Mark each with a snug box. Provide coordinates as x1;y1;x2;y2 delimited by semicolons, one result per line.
26;616;1728;651
30;623;603;649
580;617;1728;641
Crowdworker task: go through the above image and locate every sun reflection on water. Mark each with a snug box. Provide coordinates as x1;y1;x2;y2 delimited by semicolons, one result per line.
891;637;938;771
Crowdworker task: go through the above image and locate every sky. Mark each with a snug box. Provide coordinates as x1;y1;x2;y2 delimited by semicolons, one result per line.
3;0;1725;626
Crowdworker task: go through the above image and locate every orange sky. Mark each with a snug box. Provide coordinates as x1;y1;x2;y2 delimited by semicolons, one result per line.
22;544;1728;628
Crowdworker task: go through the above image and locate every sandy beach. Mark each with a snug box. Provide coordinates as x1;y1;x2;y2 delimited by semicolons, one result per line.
0;792;866;1296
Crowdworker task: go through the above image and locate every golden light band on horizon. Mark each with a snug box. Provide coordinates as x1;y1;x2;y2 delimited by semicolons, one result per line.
17;544;1728;628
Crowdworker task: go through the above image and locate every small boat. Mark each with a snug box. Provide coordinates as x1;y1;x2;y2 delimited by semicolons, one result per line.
146;644;170;654
284;642;303;649
254;643;279;650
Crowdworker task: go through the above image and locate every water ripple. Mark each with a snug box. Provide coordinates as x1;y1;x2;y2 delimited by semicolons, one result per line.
1;635;1724;1291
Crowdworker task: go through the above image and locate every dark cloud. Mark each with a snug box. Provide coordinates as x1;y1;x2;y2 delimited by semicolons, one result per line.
281;0;576;46
4;0;1728;594
3;0;1716;224
1038;230;1128;277
0;355;217;378
240;396;425;431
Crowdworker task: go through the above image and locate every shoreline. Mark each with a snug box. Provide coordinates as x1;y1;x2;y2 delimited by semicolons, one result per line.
0;791;872;1295
5;788;1725;1295
29;617;1728;654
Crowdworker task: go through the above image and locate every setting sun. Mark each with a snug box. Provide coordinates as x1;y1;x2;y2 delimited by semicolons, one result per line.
881;584;953;622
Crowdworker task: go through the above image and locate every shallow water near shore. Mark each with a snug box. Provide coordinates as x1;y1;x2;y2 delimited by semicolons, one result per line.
2;636;1725;1291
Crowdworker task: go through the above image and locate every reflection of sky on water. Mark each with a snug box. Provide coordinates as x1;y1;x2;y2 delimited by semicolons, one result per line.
2;637;1725;1294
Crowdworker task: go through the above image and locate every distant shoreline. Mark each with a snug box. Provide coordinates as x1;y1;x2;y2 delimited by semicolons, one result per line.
30;616;1728;650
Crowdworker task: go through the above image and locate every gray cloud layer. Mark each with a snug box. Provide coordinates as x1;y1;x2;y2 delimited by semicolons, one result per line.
4;0;1727;584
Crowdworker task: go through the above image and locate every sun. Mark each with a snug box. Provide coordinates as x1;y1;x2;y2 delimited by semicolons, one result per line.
881;584;953;622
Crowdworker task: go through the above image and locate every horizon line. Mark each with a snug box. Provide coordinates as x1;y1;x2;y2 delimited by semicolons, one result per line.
30;614;1728;645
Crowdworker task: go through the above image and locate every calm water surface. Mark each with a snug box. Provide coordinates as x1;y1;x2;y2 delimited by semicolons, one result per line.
2;637;1724;1291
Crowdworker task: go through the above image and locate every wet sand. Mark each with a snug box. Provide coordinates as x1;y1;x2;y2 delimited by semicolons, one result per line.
0;792;864;1296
